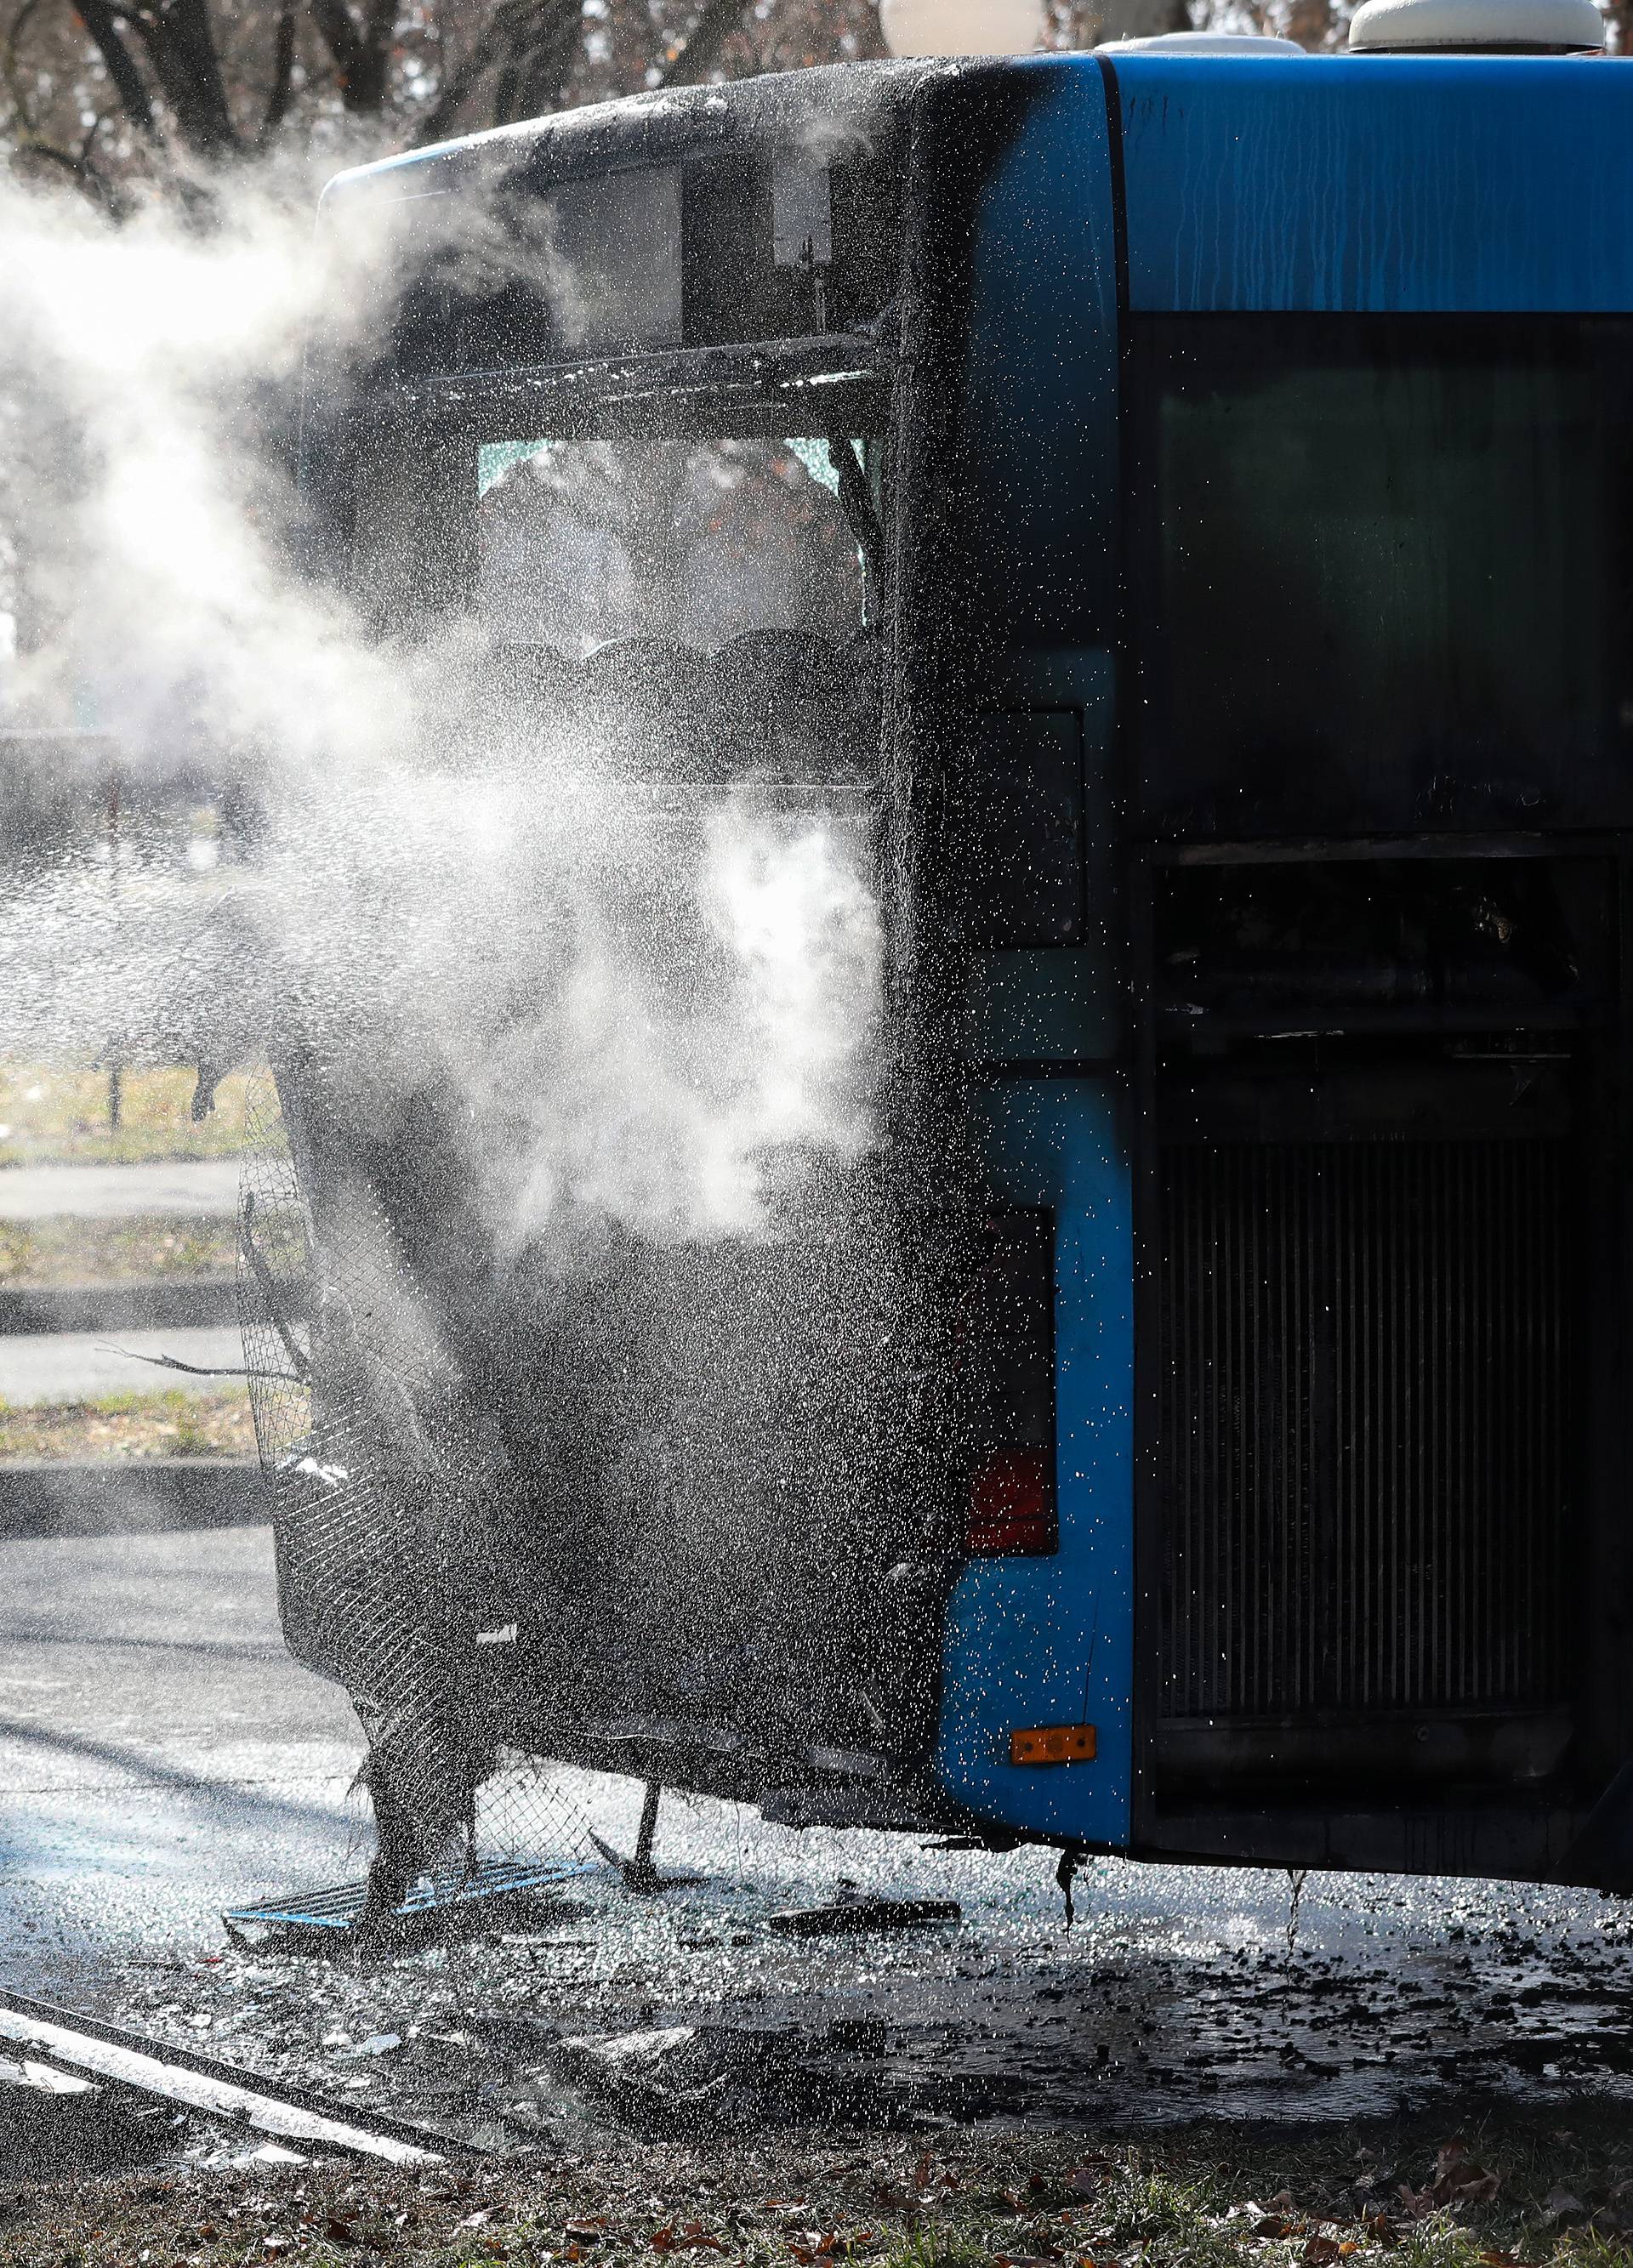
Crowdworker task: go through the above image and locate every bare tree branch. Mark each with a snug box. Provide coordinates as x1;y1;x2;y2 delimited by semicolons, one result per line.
305;0;364;90
12;0;879;191
407;0;518;144
357;0;397;102
69;0;162;142
4;0;47;130
307;0;398;111
10;128;122;205
490;0;576;122
122;0;242;156
257;0;295;141
657;0;754;86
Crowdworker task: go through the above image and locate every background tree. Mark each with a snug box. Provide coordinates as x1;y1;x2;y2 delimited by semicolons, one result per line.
0;0;897;198
1;0;1373;207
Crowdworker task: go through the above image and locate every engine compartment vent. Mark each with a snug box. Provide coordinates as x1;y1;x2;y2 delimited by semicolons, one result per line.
1156;1122;1578;1788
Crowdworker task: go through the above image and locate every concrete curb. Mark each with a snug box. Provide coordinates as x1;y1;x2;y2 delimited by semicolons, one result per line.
0;1280;239;1336
0;1458;269;1538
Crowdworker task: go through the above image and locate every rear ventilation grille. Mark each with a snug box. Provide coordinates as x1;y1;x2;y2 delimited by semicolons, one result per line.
1157;1139;1573;1725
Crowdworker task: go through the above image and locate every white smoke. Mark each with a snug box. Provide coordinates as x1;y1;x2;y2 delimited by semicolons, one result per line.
0;167;407;770
0;162;885;1255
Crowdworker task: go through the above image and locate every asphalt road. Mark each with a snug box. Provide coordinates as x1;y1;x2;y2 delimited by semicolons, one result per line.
0;1160;242;1221
0;1525;363;1990
0;1327;248;1402
5;1525;1633;2146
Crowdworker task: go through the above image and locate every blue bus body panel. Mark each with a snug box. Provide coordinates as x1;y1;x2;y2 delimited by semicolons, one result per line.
934;1081;1135;1845
1111;54;1633;315
931;51;1633;1853
928;64;1134;1845
959;63;1122;650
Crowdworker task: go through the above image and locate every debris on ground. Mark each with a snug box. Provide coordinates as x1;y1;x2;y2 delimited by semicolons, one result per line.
224;1861;603;1950
549;2023;904;2135
71;1863;1633;2159
765;1900;961;1939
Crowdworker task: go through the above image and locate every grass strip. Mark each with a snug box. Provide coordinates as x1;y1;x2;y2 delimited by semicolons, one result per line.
8;2116;1633;2268
0;1386;255;1461
0;1214;240;1288
0;1064;281;1168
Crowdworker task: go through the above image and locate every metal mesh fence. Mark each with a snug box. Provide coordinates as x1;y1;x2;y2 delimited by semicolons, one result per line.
236;1068;592;1909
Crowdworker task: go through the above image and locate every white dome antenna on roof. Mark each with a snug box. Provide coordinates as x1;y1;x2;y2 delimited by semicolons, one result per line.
1348;0;1604;45
1096;29;1306;48
879;0;1048;55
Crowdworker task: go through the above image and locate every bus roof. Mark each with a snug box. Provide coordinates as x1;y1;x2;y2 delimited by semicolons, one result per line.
320;50;1633;328
1106;52;1633;312
318;61;926;218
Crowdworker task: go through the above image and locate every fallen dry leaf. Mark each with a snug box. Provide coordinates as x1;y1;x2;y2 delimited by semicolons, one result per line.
1429;2142;1500;2208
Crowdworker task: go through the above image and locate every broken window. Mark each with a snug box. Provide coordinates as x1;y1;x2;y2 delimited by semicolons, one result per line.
476;436;867;659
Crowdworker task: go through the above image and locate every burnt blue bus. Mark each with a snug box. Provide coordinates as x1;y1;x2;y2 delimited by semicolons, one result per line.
268;0;1633;1923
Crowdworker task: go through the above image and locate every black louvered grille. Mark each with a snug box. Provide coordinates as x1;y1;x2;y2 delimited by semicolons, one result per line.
1158;1139;1573;1724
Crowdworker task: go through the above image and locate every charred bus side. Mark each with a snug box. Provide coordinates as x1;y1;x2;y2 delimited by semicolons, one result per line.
281;45;1633;1905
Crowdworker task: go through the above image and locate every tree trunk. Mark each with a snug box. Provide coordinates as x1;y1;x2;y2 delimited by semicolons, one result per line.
308;0;400;114
659;0;755;85
126;0;242;157
489;0;578;125
67;0;163;145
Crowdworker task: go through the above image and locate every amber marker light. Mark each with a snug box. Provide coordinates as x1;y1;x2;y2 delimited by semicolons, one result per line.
1010;1724;1097;1767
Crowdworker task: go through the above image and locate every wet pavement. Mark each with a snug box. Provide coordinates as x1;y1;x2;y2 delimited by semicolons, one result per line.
5;1521;1633;2151
0;1525;366;1979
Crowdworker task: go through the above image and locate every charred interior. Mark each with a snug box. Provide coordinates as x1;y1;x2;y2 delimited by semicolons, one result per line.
253;68;972;1922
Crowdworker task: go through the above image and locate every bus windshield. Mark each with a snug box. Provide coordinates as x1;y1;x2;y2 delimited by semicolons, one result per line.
476;435;867;658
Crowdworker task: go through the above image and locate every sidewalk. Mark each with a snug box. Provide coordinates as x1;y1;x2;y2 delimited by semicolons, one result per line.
0;1161;242;1221
0;1157;258;1542
0;1328;247;1405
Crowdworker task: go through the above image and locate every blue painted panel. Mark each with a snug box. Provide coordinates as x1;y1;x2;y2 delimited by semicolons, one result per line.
1109;54;1633;315
962;61;1121;650
933;1077;1134;1846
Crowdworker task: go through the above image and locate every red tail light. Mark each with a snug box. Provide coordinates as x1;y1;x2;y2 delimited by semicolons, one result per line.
966;1447;1057;1557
